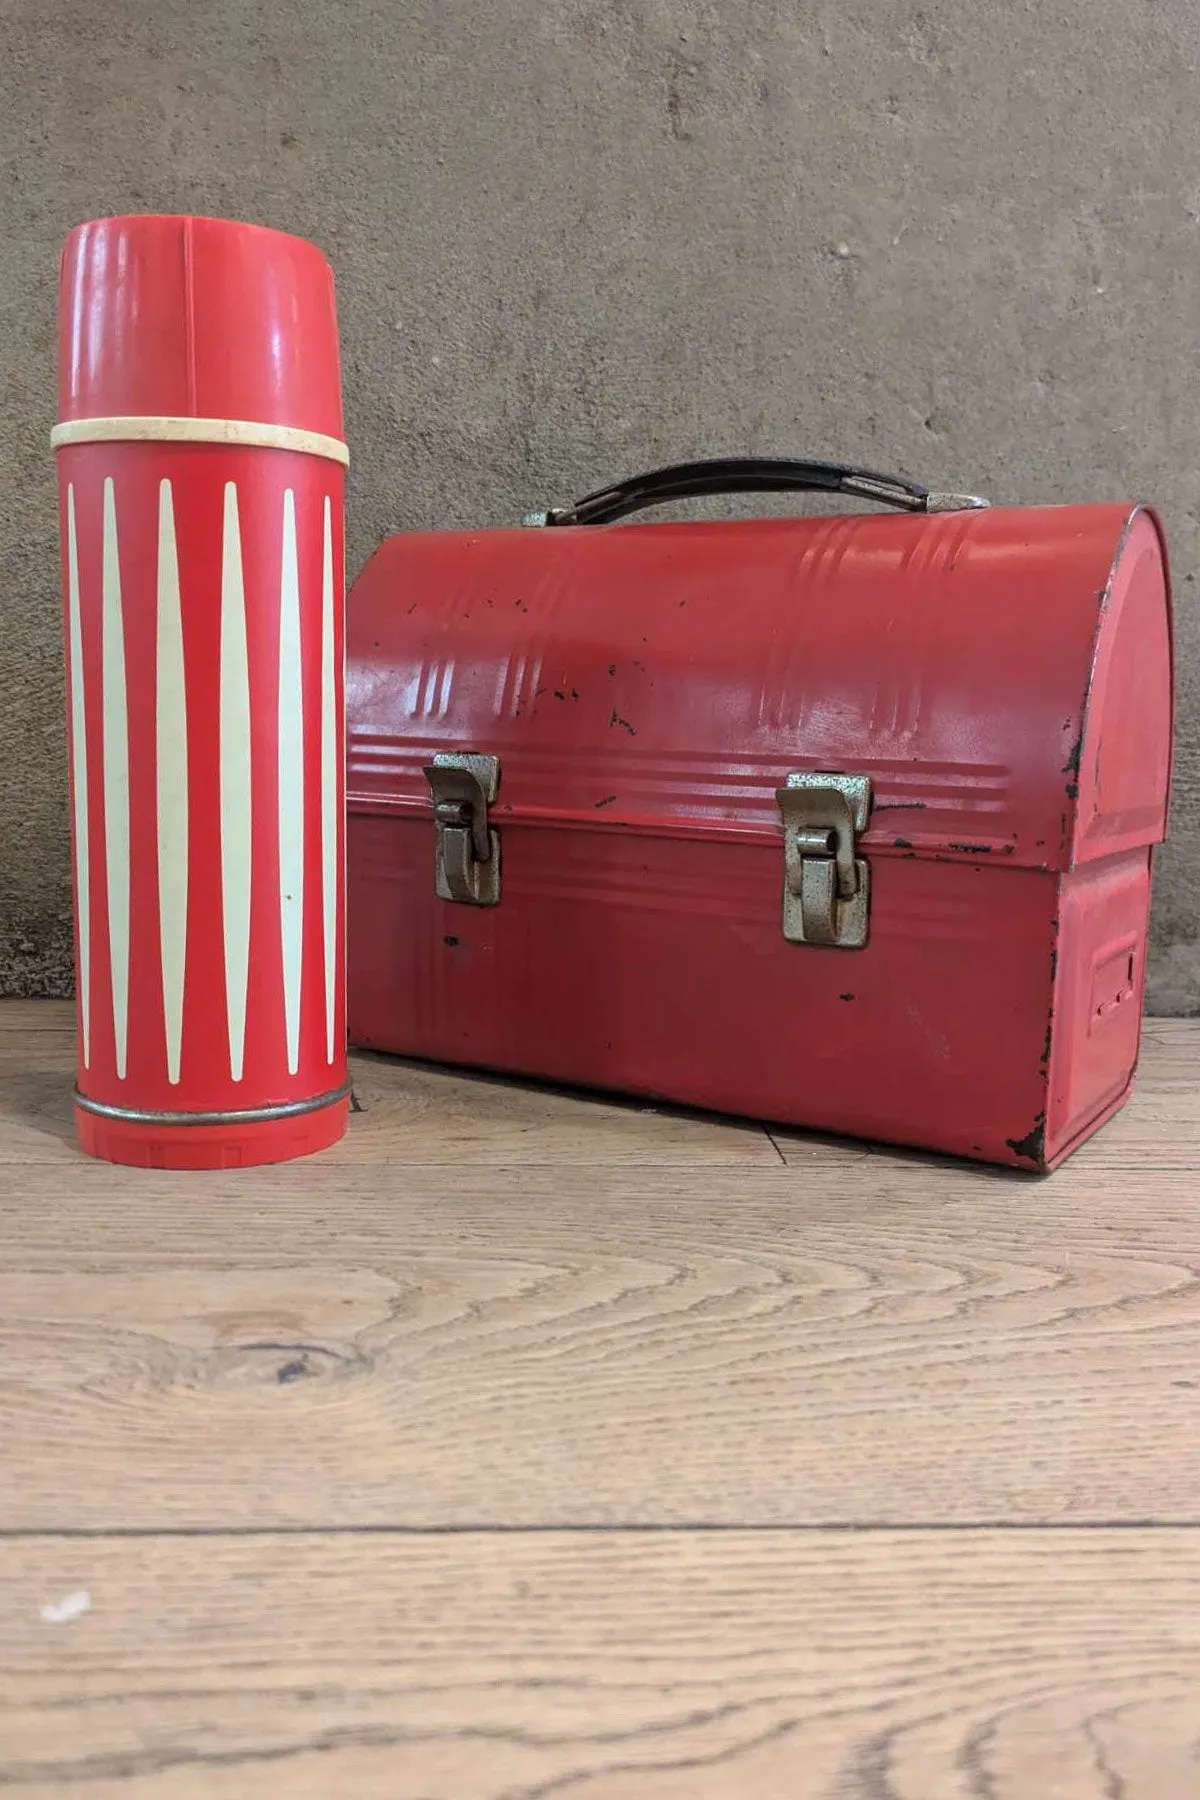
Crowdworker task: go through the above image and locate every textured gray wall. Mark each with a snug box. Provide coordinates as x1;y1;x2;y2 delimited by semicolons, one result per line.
1;0;1197;1006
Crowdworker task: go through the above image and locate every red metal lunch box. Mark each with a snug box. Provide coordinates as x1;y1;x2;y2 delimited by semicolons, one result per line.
345;457;1173;1169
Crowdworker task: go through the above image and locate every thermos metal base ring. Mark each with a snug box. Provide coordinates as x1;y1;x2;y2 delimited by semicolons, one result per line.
74;1082;351;1127
73;1083;351;1170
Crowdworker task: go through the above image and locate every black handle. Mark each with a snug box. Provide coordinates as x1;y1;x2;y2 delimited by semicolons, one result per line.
524;457;988;528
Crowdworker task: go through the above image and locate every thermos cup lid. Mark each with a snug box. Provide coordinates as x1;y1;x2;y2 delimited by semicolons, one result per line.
57;214;344;442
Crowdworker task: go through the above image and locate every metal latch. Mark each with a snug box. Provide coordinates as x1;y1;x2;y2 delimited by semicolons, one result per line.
775;772;872;948
423;753;501;906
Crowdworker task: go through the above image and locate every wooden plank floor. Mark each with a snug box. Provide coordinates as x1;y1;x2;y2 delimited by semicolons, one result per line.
2;1000;1198;1797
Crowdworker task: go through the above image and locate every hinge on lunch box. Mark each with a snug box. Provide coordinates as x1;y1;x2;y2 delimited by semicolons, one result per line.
775;773;873;949
423;753;502;906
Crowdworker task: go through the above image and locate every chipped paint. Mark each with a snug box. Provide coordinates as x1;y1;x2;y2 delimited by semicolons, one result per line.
1006;1111;1047;1165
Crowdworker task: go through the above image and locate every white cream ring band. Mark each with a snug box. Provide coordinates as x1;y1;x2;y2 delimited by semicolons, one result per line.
51;415;350;466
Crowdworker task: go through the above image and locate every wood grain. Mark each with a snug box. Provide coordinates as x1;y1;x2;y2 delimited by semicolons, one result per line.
3;1529;1199;1799
0;1008;1197;1529
4;1001;1200;1795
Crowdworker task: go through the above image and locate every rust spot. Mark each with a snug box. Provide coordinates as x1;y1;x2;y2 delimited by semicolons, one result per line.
594;795;618;808
553;690;565;700
875;800;927;811
443;935;460;947
608;664;617;675
608;710;636;735
1063;729;1083;774
949;842;992;854
893;837;913;850
839;992;856;1002
571;688;580;700
1007;1113;1047;1166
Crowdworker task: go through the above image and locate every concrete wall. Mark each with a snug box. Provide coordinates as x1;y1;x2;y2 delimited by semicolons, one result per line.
1;0;1197;1008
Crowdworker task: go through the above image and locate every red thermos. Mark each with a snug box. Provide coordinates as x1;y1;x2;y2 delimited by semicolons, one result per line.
54;215;349;1167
